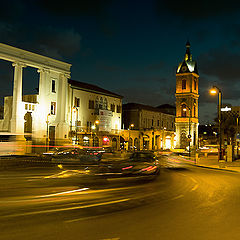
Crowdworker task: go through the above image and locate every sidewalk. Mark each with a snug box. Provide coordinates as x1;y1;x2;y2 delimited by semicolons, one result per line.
192;154;240;173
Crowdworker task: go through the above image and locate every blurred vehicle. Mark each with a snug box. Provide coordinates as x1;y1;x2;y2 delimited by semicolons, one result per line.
100;151;160;176
0;132;25;156
199;145;218;153
42;146;102;164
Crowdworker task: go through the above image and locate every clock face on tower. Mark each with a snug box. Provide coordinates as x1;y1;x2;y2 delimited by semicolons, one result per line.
182;66;187;72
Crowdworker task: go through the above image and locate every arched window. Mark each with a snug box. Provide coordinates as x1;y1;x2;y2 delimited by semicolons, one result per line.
181;104;187;117
95;97;99;109
99;97;103;109
103;98;108;110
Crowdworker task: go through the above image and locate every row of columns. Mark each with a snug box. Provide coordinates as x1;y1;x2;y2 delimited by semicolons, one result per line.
10;61;70;141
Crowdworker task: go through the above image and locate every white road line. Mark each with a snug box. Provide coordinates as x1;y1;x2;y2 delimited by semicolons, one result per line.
191;184;199;191
3;198;130;218
39;188;89;198
170;194;184;200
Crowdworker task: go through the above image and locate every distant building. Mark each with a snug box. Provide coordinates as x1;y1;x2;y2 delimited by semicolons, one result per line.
122;103;175;150
156;104;176;116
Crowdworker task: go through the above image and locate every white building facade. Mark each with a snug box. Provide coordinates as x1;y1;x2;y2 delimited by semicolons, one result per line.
0;43;122;152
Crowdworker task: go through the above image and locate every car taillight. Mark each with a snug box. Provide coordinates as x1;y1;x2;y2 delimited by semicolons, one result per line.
141;166;157;172
122;166;133;170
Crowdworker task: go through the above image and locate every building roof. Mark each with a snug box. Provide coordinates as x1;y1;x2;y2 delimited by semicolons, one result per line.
68;79;123;99
176;41;198;75
123;102;175;115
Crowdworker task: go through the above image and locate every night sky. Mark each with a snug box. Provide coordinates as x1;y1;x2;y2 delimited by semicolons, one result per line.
0;0;240;124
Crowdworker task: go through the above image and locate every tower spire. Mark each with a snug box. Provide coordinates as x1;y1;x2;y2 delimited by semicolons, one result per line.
184;41;192;61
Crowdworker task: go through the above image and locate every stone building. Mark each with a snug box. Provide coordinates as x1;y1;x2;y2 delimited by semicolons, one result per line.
0;43;122;152
175;41;199;150
122;103;175;150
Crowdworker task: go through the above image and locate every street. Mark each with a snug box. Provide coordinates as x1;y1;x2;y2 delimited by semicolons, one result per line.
1;154;240;240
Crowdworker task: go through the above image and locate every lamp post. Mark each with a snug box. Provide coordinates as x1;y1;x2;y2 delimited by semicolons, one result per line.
210;86;223;161
46;113;51;152
91;120;100;147
183;105;191;158
73;106;78;144
128;123;134;151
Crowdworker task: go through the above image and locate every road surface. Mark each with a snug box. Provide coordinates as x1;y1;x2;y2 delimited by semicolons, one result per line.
1;154;240;240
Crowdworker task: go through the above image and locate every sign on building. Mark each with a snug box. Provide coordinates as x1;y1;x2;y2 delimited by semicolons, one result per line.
99;110;112;132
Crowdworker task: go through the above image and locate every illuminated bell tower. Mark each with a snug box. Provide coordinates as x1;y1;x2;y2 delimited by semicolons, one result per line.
175;41;199;149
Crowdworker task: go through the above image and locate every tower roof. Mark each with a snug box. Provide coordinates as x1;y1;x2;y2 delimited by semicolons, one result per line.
176;41;198;75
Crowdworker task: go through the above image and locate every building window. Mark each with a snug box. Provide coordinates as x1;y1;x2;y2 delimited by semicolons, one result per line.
152;119;154;126
157;120;160;127
51;102;56;115
25;104;28;110
194;79;197;90
117;105;121;113
111;104;115;112
103;98;108;110
182;79;186;90
75;97;80;107
32;105;35;111
52;80;56;93
89;100;95;109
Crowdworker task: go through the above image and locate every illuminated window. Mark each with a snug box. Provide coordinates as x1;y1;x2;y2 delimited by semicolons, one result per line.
182;104;186;117
182;80;186;90
52;80;56;93
51;102;56;115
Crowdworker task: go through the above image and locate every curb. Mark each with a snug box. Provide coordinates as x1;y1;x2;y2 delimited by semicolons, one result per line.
189;162;240;173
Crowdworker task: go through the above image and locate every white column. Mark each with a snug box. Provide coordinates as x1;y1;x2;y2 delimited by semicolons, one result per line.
35;68;50;139
10;62;26;133
56;73;70;139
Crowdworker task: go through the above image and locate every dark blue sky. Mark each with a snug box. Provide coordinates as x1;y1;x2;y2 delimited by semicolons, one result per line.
1;0;240;124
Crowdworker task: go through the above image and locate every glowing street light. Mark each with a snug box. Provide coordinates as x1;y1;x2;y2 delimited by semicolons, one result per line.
128;123;134;151
210;86;223;161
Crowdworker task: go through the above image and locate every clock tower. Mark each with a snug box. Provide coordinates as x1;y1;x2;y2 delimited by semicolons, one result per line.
175;41;199;149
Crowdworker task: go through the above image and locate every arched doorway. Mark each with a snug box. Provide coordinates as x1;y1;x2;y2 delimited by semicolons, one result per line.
134;138;140;150
24;112;32;141
112;137;117;150
93;136;99;147
120;136;125;150
129;137;133;151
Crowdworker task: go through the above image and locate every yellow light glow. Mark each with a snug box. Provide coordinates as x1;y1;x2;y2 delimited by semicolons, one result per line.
95;120;100;125
210;89;217;95
183;108;187;112
130;124;134;128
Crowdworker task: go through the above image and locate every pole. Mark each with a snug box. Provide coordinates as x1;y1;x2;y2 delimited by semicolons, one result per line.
218;90;222;161
189;107;191;158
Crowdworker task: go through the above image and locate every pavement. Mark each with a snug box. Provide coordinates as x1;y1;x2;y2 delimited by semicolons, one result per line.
184;153;240;173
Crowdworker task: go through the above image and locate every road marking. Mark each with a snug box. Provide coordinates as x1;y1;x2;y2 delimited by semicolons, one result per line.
191;184;199;191
190;176;197;183
39;188;89;198
170;194;184;200
3;198;130;218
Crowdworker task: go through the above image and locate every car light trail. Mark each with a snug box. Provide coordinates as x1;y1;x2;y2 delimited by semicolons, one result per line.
39;188;89;198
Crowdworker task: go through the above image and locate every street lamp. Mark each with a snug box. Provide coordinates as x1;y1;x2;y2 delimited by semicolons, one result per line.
72;106;78;144
128;124;134;151
210;86;223;161
183;105;191;158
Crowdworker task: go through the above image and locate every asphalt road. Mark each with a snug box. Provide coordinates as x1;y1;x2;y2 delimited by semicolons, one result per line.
1;154;240;240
